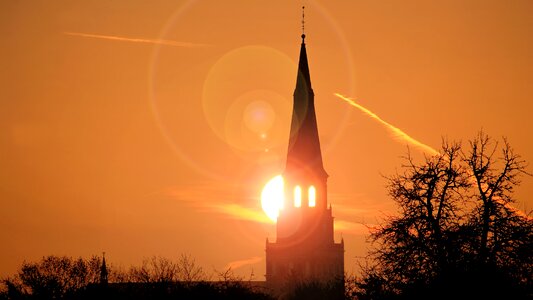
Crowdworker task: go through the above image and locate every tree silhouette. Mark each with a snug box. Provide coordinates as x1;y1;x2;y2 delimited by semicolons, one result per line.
353;132;532;299
1;254;274;300
461;133;533;296
1;255;102;299
176;254;205;283
128;256;180;283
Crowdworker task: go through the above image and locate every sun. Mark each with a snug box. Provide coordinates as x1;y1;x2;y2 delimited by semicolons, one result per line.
261;175;284;222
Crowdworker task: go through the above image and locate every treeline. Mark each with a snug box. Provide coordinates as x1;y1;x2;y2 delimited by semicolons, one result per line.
0;255;273;300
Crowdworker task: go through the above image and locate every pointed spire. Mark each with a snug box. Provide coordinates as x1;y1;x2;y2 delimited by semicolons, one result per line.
100;252;108;285
296;6;311;92
285;22;327;181
295;35;312;92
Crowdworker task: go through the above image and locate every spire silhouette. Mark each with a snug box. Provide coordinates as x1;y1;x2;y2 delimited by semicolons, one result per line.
285;30;327;181
100;252;108;285
266;23;343;295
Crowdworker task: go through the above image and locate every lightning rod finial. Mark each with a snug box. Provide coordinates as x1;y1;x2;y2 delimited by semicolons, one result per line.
301;6;306;42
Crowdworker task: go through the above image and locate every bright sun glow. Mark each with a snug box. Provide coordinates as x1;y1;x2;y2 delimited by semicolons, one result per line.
261;175;284;222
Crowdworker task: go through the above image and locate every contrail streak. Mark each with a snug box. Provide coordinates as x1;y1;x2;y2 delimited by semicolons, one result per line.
336;93;531;220
63;32;210;48
335;93;439;156
224;256;263;271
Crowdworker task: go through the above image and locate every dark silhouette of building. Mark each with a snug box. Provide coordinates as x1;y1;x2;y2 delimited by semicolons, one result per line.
265;32;344;295
100;252;108;286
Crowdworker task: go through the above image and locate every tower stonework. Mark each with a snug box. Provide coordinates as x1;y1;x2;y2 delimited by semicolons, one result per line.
265;34;344;296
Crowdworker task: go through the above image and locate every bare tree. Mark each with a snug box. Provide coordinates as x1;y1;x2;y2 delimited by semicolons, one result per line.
1;255;103;299
125;254;206;284
128;256;178;283
176;254;205;283
370;142;469;289
463;132;533;285
354;132;532;299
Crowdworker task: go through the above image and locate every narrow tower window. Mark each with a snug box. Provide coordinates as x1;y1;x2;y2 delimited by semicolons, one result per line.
308;186;316;207
294;186;302;207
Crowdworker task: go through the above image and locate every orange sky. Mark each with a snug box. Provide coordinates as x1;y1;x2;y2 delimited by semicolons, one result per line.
1;0;532;278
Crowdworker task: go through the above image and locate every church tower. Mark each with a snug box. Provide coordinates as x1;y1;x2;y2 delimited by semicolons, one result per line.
265;25;344;295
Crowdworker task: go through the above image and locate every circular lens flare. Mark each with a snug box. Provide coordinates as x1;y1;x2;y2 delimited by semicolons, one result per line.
261;175;284;222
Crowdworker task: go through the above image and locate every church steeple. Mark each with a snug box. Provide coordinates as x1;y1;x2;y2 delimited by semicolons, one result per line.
100;252;108;285
265;11;344;295
284;29;328;207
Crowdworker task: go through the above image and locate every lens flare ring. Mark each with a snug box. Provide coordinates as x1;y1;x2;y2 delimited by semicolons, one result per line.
148;0;357;179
